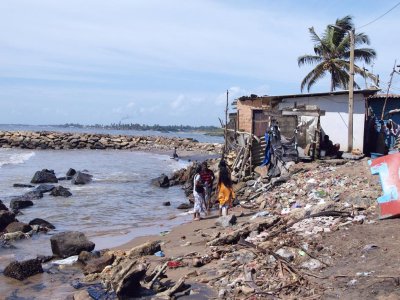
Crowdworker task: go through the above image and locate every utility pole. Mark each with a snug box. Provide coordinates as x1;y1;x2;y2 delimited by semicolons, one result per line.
381;60;398;120
224;90;228;155
348;28;355;152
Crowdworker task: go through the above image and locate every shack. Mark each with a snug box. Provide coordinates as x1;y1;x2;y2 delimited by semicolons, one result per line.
235;88;379;152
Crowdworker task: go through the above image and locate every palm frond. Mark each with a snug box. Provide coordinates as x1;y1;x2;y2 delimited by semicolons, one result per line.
300;62;326;92
308;27;331;54
353;48;377;64
353;65;378;82
331;67;350;90
297;55;323;67
342;48;376;63
335;15;354;31
355;32;370;45
336;34;350;55
305;64;327;92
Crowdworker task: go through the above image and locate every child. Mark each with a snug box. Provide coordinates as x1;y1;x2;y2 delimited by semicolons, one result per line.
193;165;207;221
217;166;235;216
200;161;215;212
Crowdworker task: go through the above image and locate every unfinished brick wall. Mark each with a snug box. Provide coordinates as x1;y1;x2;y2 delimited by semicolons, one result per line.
237;98;269;133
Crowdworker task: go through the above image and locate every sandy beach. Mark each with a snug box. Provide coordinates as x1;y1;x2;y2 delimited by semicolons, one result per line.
67;157;400;299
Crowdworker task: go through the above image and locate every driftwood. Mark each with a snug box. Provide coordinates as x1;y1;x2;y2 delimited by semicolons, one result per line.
206;216;280;246
146;262;168;289
127;240;161;258
102;258;148;299
157;277;188;299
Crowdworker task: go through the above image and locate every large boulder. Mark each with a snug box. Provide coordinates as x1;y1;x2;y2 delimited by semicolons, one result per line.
0;200;8;211
5;221;32;233
31;169;58;184
66;168;76;177
3;258;43;280
71;172;93;185
151;174;170;188
0;210;16;231
9;199;33;210
29;218;55;230
35;184;55;193
50;186;72;197
18;190;43;200
50;231;95;258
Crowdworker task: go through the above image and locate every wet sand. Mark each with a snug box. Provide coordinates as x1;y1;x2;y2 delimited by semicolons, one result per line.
112;205;256;298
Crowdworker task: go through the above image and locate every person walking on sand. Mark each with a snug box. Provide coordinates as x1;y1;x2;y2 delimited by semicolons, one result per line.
193;165;207;221
200;161;215;212
217;167;235;217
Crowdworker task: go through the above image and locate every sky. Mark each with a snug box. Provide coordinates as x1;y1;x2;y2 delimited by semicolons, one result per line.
0;0;399;126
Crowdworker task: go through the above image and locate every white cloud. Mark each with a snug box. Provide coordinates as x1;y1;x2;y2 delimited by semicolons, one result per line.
126;101;135;108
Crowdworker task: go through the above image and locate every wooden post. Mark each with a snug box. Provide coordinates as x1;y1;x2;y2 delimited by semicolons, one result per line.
348;28;355;153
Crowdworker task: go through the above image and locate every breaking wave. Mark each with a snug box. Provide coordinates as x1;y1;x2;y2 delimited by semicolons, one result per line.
0;149;35;168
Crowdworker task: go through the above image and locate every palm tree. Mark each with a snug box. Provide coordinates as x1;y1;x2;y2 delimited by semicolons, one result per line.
298;15;377;92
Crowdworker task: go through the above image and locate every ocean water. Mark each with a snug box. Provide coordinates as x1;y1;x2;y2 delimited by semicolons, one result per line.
0;147;196;298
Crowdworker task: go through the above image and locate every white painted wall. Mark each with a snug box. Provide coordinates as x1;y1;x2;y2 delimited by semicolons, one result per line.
278;94;365;151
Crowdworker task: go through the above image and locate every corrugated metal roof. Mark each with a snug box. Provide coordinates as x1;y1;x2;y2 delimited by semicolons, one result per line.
368;94;400;99
237;88;380;102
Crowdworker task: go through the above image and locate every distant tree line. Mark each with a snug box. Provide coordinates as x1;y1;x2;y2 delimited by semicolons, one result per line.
55;123;223;133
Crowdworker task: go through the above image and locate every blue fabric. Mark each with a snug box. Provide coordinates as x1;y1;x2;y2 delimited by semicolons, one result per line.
261;131;271;166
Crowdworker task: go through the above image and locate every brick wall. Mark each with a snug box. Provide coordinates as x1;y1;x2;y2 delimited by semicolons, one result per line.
237;98;270;133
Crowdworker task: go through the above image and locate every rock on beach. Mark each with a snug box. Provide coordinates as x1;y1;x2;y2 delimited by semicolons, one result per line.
71;171;92;185
31;169;58;184
9;199;34;210
29;218;55;230
50;186;72;197
0;210;16;231
50;231;95;258
3;258;43;281
5;221;32;233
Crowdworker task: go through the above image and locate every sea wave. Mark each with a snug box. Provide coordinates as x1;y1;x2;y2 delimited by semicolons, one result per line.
0;149;35;168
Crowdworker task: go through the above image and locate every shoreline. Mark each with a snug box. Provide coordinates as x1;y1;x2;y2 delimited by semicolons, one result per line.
3;152;396;298
0;146;219;299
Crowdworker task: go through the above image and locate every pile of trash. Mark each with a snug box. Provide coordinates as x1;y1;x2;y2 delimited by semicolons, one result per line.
193;157;382;298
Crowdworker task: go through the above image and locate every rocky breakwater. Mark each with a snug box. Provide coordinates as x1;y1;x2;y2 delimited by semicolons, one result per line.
0;130;222;153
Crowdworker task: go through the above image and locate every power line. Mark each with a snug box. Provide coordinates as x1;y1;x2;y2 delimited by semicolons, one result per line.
357;1;400;29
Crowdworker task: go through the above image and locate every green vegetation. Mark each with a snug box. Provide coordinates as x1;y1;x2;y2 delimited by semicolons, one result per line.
298;15;376;92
